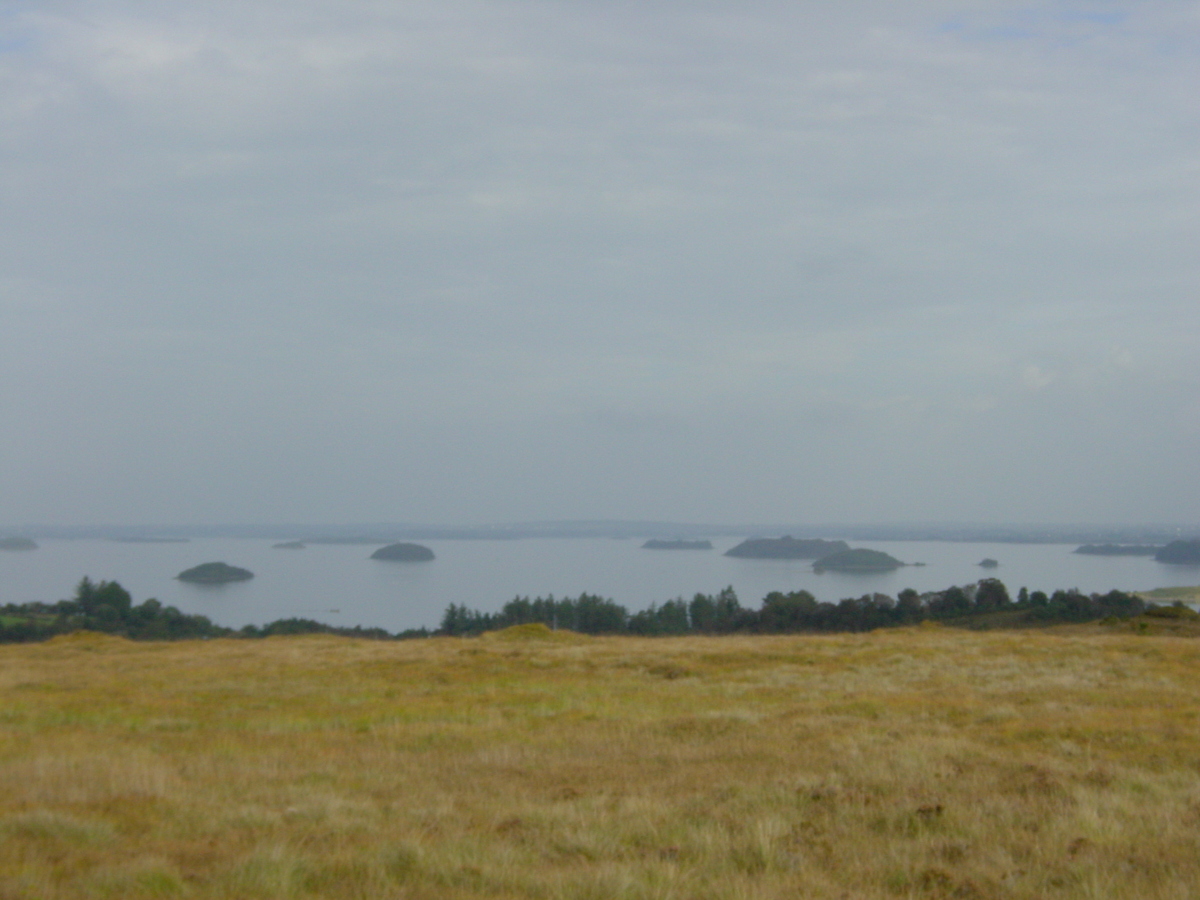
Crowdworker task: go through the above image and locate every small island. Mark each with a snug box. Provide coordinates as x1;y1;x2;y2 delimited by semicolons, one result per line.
642;539;713;551
1075;544;1161;556
272;541;306;550
176;562;255;584
370;542;435;562
978;558;999;569
725;537;849;560
1156;540;1200;565
812;548;905;573
0;537;38;551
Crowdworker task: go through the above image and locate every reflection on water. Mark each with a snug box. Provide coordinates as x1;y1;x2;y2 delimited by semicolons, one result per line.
2;538;1198;633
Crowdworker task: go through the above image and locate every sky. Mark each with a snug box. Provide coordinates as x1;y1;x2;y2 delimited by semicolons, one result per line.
1;0;1198;527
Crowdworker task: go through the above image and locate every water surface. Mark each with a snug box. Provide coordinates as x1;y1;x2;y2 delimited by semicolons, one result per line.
2;538;1197;633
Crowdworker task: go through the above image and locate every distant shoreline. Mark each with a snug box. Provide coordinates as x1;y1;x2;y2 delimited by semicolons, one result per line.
9;522;1199;545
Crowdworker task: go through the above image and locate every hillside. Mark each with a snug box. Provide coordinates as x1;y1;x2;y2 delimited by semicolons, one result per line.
3;628;1199;899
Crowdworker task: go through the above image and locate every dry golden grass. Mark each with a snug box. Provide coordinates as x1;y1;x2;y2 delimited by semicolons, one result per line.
3;624;1200;899
1138;585;1200;603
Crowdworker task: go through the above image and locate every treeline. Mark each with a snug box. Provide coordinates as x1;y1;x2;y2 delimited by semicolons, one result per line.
0;578;224;642
0;576;1157;644
0;578;430;644
440;580;1147;636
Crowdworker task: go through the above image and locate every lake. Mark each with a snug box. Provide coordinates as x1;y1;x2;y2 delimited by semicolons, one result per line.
3;538;1198;633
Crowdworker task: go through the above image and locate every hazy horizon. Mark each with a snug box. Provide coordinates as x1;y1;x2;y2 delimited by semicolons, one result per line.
3;2;1197;527
5;519;1197;544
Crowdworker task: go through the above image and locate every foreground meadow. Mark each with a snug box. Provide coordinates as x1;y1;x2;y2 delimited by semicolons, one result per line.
2;625;1200;899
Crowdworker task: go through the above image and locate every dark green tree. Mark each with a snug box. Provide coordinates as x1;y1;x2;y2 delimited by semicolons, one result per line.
74;577;131;617
974;579;1011;612
929;586;971;618
712;587;744;632
689;592;717;632
895;588;924;624
759;590;818;632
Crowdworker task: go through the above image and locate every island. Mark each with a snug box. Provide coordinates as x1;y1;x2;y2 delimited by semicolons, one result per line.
1155;540;1200;565
725;537;850;560
272;541;306;550
812;548;905;573
1075;544;1161;556
370;542;435;562
978;558;999;568
0;537;37;551
176;562;255;584
642;539;713;551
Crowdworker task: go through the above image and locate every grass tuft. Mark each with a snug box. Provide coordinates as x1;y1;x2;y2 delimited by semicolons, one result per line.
482;622;592;643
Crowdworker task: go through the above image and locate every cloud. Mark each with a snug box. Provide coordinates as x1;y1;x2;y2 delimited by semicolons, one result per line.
1111;347;1134;371
1021;364;1056;391
0;1;1197;524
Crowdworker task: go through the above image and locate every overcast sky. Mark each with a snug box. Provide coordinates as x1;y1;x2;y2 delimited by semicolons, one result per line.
1;1;1197;527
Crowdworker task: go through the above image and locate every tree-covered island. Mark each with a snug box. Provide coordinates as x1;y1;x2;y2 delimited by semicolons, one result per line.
812;548;905;572
370;542;435;561
176;562;254;584
1156;540;1200;564
725;536;849;559
1075;544;1162;556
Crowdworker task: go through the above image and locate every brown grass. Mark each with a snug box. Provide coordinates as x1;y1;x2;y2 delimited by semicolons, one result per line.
1138;585;1200;602
3;625;1200;898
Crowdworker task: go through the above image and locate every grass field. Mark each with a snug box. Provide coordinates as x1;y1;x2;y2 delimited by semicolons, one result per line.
3;623;1200;898
1138;585;1200;603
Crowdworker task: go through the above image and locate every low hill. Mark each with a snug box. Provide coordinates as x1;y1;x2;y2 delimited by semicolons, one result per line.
370;542;435;562
176;562;254;584
642;539;713;550
111;536;190;544
812;548;904;572
0;537;37;551
725;536;849;559
1156;540;1200;565
1137;585;1200;603
1075;544;1161;556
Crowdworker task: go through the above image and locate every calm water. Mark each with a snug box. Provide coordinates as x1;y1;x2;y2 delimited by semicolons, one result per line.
3;538;1198;633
